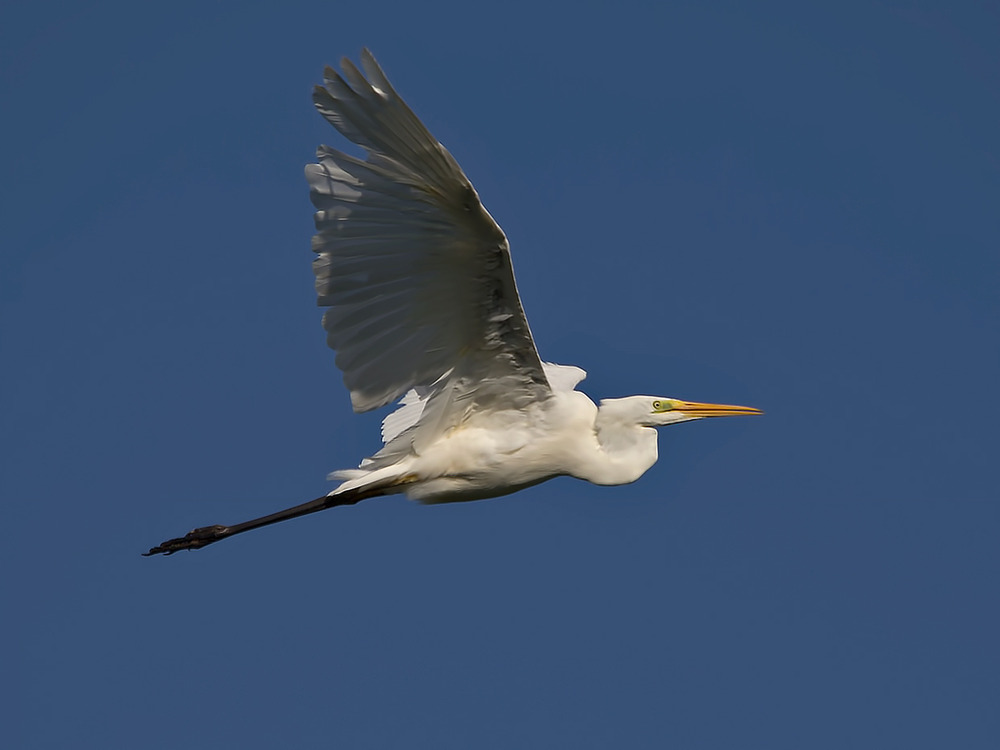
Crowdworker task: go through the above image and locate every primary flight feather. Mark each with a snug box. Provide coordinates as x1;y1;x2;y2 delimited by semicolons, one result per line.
145;49;760;556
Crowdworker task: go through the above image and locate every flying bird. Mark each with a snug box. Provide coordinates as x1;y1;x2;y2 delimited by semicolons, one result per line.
145;50;761;556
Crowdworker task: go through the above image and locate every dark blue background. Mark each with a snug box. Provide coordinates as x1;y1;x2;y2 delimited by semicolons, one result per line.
2;1;998;747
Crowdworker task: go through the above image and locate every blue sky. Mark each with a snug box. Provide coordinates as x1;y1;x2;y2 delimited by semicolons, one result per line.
2;1;998;747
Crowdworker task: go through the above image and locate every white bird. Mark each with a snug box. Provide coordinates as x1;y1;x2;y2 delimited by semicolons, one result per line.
145;50;761;556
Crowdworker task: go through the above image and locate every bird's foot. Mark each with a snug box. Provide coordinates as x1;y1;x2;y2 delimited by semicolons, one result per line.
143;524;230;556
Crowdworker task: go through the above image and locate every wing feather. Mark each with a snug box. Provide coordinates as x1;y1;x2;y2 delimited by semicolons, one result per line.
307;49;550;435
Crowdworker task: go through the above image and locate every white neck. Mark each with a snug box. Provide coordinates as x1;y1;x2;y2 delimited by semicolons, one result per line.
572;411;659;486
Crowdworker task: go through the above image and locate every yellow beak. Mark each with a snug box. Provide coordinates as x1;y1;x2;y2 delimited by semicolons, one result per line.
668;399;763;417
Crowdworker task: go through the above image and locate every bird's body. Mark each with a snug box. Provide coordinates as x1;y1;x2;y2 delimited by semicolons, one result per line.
355;390;600;505
337;388;659;505
144;50;760;556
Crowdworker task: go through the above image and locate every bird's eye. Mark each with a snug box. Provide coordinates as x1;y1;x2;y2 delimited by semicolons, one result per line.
653;400;662;410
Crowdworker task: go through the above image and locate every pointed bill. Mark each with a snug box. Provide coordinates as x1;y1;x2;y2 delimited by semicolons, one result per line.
668;399;763;417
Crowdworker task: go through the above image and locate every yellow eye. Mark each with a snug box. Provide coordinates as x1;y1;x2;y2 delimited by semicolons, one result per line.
653;400;662;410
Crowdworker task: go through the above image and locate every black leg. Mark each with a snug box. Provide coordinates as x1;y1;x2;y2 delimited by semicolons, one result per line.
143;487;380;556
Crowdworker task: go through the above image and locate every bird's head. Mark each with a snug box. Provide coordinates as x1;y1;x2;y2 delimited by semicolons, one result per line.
600;395;763;427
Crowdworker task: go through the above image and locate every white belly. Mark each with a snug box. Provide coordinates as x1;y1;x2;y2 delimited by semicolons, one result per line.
402;392;600;503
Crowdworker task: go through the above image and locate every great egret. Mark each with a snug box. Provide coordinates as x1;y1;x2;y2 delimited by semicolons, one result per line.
144;50;761;556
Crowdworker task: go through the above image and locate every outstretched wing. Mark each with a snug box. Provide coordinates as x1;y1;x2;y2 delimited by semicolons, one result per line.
305;49;550;443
